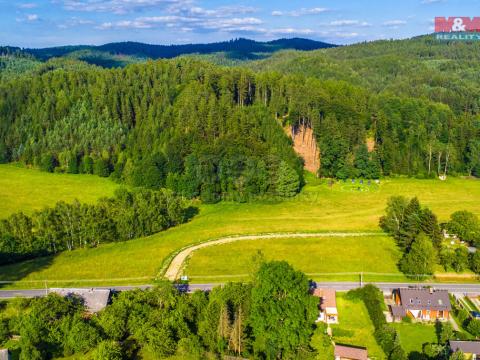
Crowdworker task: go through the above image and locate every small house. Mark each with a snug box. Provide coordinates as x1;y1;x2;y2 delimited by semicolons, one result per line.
313;288;338;324
390;287;451;322
449;341;480;360
50;288;111;313
334;345;368;360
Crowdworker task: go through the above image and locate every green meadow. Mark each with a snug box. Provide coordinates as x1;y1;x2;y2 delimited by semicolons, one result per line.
0;166;479;288
184;235;405;283
0;164;119;218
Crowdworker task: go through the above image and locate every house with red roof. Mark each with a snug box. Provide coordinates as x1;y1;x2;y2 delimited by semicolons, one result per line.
313;288;338;324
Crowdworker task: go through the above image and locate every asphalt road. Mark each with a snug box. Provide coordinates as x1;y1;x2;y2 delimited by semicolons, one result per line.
1;282;480;299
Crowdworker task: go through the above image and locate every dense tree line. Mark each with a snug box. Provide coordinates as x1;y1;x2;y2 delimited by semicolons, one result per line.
26;38;335;62
381;196;480;277
0;188;189;265
0;261;320;359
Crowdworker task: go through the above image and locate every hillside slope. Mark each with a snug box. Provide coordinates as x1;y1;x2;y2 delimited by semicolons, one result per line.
250;35;480;115
24;38;336;67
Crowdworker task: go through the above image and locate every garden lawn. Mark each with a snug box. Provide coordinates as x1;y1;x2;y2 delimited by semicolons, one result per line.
0;164;119;219
1;173;479;288
392;322;437;355
331;293;385;360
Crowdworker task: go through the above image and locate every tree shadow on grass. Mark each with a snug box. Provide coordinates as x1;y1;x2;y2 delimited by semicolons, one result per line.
408;351;425;360
0;255;54;289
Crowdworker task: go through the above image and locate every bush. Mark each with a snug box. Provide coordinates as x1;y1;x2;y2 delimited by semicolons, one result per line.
94;158;111;177
467;319;480;337
447;211;480;246
0;317;9;344
470;252;480;274
456;308;470;328
453;248;470;273
93;341;123;360
40;153;57;173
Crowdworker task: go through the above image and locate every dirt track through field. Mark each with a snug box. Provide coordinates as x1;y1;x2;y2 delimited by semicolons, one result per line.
164;232;382;280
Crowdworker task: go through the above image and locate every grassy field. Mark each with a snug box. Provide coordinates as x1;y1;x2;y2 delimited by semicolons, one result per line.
183;235;405;282
331;293;385;360
392;322;437;355
0;164;119;218
0;168;479;288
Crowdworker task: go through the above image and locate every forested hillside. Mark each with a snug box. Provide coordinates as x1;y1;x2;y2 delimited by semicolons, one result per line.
0;37;478;204
0;59;305;203
25;38;335;65
250;36;480;178
251;35;480;114
0;47;42;81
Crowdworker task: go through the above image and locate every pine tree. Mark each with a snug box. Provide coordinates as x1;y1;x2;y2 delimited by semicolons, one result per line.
420;208;442;249
397;197;422;250
400;233;437;278
275;161;300;198
354;144;370;178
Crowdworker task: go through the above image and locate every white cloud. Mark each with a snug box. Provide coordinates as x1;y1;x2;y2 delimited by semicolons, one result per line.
18;3;38;9
271;7;328;17
168;4;257;18
271;28;315;35
98;14;265;34
329;20;371;27
16;13;39;22
421;0;446;4
332;32;359;38
60;0;189;15
27;14;39;21
383;20;407;27
58;17;94;29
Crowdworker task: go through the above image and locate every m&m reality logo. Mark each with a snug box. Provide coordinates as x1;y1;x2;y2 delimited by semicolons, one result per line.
435;17;480;41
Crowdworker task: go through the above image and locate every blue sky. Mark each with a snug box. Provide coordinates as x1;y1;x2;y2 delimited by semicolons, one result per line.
1;0;480;48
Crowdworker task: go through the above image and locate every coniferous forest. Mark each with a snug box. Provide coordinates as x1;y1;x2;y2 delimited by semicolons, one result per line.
0;36;479;205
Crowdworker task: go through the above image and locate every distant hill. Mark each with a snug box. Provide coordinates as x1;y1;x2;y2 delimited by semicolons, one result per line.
249;35;480;114
23;38;336;66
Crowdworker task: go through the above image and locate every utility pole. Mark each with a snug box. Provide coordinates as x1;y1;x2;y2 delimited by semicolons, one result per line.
44;280;48;296
360;272;363;288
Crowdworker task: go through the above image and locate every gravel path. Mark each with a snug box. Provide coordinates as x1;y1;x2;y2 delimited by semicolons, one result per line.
164;232;382;280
